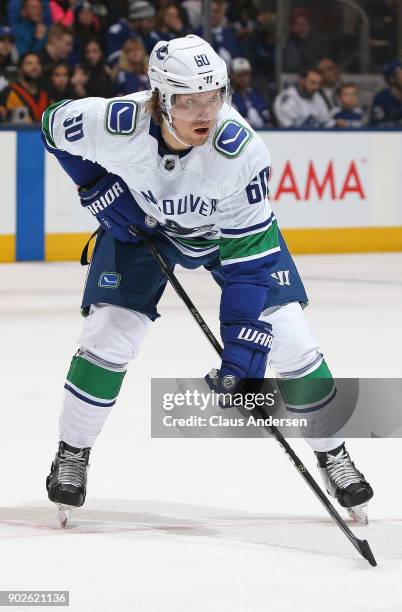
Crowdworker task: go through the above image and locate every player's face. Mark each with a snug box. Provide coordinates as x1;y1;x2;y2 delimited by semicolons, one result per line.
171;89;224;146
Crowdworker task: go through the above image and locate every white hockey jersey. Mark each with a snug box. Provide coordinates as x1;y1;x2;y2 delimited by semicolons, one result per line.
42;91;279;268
274;85;331;128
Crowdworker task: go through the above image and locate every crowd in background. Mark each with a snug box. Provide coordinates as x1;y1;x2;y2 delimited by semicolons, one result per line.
0;0;401;128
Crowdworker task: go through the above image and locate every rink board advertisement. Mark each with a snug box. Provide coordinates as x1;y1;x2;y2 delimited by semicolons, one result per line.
1;128;402;262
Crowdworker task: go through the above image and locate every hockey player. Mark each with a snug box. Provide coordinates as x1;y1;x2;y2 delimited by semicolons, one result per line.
42;35;373;525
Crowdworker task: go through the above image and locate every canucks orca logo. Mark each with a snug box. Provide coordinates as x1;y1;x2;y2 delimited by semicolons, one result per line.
156;44;169;60
98;272;121;288
213;120;252;158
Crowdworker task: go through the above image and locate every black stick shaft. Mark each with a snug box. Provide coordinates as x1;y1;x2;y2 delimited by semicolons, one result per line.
130;225;377;567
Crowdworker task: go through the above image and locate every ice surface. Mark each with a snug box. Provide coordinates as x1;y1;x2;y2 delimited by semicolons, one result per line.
1;253;402;611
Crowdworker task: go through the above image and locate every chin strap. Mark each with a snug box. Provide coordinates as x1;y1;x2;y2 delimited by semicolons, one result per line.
162;115;193;149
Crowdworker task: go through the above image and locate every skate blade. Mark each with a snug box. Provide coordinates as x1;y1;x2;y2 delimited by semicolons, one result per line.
57;504;73;528
347;503;368;525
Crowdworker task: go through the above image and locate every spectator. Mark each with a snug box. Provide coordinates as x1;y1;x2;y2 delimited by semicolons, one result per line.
45;60;74;102
112;37;148;95
252;14;276;85
49;0;75;26
364;0;397;70
231;4;258;57
106;1;160;65
156;3;189;40
101;0;127;26
7;0;51;28
12;0;49;55
127;1;161;56
0;6;7;24
85;0;109;31
283;10;327;73
370;60;402;128
0;51;49;123
329;83;364;128
273;67;330;128
69;1;101;64
70;64;88;97
39;23;74;75
0;26;18;92
317;57;341;110
75;37;113;97
230;57;271;129
181;0;203;29
195;0;242;67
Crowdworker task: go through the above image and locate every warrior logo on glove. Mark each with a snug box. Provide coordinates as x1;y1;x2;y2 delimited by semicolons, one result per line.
84;181;124;216
238;326;274;348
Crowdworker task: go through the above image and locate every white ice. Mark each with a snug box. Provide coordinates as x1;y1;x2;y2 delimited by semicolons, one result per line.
1;253;402;611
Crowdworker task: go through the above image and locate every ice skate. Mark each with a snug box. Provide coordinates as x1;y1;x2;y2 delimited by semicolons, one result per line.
315;444;373;525
46;442;90;527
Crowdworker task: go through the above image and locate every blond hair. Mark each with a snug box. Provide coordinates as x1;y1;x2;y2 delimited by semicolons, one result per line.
145;89;163;125
112;38;148;80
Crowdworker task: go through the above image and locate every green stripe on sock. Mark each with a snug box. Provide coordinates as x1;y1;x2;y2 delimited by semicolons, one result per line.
278;360;334;407
66;355;126;400
220;221;279;262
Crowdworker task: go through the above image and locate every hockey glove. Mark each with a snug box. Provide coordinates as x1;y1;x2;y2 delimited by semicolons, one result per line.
205;320;273;407
79;173;158;242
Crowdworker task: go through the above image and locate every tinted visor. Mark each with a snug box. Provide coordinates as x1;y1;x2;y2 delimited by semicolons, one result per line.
170;87;227;122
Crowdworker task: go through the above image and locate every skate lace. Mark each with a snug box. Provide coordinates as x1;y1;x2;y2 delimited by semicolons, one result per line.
59;449;87;488
326;450;361;490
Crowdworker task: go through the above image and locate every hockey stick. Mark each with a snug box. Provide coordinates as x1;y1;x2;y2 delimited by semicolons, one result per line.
129;225;377;567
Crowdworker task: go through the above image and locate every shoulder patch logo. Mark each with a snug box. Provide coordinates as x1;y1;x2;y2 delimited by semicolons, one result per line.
105;100;138;135
213;120;252;158
98;272;121;288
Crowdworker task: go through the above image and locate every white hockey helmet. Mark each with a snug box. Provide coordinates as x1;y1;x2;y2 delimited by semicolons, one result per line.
148;35;229;122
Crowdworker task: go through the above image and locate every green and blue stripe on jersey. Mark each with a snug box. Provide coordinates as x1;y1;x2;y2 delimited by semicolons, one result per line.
42;99;73;149
80;229;307;322
218;213;281;324
219;213;279;267
159;213;279;267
